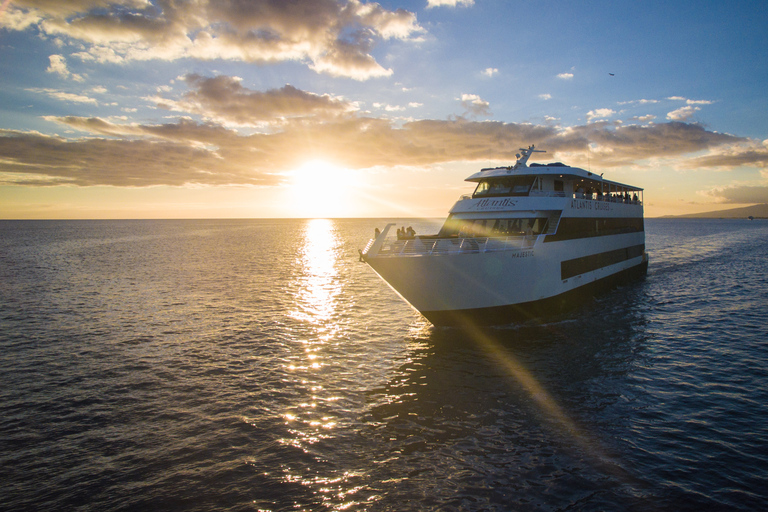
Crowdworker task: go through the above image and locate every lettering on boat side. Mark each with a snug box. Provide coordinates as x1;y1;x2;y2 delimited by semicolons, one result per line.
571;199;611;211
511;250;534;259
470;198;518;211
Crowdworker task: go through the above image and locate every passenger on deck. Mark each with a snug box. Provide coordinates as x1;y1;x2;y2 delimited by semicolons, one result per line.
406;226;416;238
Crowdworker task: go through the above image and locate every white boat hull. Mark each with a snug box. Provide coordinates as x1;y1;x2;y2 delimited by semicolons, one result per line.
364;231;647;326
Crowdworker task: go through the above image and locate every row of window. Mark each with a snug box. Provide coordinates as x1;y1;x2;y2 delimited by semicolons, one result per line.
473;177;536;197
544;217;644;242
438;217;549;238
472;177;641;201
561;244;645;280
438;216;644;239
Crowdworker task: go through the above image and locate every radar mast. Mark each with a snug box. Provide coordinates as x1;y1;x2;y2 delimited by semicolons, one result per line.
514;145;546;169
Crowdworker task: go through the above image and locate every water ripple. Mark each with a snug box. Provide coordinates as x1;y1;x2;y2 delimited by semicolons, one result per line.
1;218;767;511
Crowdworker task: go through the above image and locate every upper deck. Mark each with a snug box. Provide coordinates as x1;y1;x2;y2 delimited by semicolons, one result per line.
459;145;643;207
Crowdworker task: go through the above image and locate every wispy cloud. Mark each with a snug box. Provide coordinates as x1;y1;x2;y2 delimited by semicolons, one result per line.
427;0;475;8
459;94;491;117
618;99;659;105
46;54;84;82
27;87;98;105
667;96;714;105
482;67;499;78
557;72;574;80
586;108;615;122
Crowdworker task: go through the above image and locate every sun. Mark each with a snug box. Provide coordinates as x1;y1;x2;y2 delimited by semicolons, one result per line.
284;160;362;218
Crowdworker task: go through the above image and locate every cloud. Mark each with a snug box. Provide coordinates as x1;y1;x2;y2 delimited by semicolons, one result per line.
1;103;754;189
426;0;475;7
618;99;659;105
667;96;713;105
685;142;768;169
0;127;265;187
578;122;745;166
586;108;615;122
459;94;491;117
1;75;758;187
151;75;357;126
482;67;498;78
27;87;98;105
46;54;84;82
3;0;424;80
557;72;574;80
667;106;700;121
539;94;552;100
701;185;768;204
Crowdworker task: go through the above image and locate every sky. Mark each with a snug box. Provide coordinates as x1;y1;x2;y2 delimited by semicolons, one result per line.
1;0;767;219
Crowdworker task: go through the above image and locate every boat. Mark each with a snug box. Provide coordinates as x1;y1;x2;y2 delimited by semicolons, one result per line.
359;145;648;326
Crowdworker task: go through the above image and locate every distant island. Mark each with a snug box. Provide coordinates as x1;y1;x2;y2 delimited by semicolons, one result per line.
660;203;768;219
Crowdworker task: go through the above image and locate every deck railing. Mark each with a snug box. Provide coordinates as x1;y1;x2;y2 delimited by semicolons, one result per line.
366;235;536;258
459;190;642;204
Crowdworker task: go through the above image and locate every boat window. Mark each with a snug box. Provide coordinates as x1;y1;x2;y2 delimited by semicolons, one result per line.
438;217;548;238
510;176;535;196
472;176;536;198
473;180;510;197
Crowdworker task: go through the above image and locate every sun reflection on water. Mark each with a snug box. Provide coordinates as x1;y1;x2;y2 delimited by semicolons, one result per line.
290;218;342;329
280;219;367;506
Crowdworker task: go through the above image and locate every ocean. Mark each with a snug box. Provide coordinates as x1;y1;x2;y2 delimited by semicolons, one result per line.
1;218;767;511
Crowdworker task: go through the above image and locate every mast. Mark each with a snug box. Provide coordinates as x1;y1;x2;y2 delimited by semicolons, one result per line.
513;145;546;169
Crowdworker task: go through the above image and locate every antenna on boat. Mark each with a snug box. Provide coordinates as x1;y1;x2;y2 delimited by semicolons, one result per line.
514;144;545;169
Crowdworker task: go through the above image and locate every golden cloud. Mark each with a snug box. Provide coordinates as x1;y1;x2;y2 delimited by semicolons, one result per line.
1;105;760;189
3;0;423;80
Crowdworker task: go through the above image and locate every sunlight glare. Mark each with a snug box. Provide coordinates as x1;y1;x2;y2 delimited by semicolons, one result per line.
290;218;342;327
286;160;361;218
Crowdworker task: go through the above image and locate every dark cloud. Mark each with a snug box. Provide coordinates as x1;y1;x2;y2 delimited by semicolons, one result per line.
0;129;277;187
157;75;356;125
560;122;745;166
688;148;768;168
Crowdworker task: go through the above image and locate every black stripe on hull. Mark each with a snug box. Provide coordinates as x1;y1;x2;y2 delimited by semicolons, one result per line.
421;258;648;327
561;244;645;280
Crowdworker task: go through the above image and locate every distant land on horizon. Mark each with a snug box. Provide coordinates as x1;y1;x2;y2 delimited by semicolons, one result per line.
659;203;768;219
